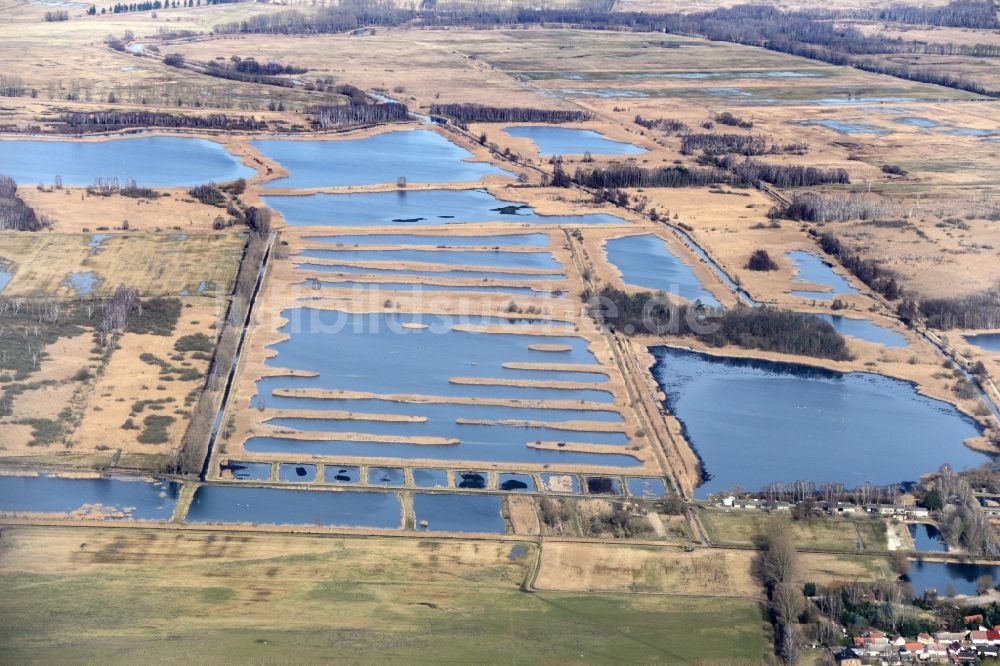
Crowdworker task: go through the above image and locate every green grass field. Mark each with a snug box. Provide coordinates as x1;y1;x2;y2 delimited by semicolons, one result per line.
0;527;767;664
700;508;888;551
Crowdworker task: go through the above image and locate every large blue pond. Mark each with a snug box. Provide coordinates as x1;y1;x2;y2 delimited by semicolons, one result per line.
185;485;402;528
0;474;179;519
297;248;560;269
303;280;564;297
812;314;908;348
413;493;506;533
604;234;720;307
908;523;947;552
787;250;858;300
0;137;255;186
263;189;627;227
651;347;985;498
294;264;565;281
965;333;1000;353
303;233;551;247
253;130;512;188
904;561;1000;596
502;126;646;156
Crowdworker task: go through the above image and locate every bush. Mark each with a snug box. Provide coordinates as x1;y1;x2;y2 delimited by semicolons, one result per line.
746;249;779;271
137;414;175;444
174;333;214;353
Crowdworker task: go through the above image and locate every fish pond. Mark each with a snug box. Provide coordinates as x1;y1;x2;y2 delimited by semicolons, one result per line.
253;130;512;188
184;485;402;528
908;523;947;552
0;474;179;520
413;493;505;533
0;137;255;186
651;347;985;498
502;126;646;156
604;234;720;307
263;188;627;227
903;561;1000;596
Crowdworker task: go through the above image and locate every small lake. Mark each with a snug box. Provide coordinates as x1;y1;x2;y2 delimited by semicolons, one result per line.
965;333;1000;353
904;561;1000;596
787;250;858;300
0;474;179;520
812;314;908;348
652;347;986;498
908;523;947;552
263;189;627;227
303;233;551;247
604;234;720;307
413;493;506;533
502;126;646;156
253;130;512;188
0;137;255;187
185;485;402;528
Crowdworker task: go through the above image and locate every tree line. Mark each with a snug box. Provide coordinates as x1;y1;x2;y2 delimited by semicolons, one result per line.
779;192;898;224
854;0;999;29
308;102;409;129
572;157;847;189
588;286;851;360
57;110;266;133
105;0;240;14
814;231;902;300
900;284;1000;329
633;116;688;134
0;176;47;232
681;132;806;156
429;103;591;124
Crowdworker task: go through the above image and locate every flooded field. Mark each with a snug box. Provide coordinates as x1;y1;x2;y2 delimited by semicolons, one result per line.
502;126;646;156
0;474;179;519
263;189;627;227
651;347;985;498
253;130;512;187
0;137;254;186
604;234;720;306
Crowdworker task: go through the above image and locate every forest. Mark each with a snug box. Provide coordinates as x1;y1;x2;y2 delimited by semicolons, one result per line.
0;176;46;232
57;110;266;132
589;286;851;360
908;286;1000;329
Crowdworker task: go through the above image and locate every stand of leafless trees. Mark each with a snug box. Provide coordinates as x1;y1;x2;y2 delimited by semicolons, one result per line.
98;286;139;348
59;110;266;133
780;193;898;224
308;102;409;129
0;176;47;232
907;284;1000;329
430;103;591;124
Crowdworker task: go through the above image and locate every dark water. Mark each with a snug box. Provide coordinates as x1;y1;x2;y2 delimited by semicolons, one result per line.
302;233;552;247
185;485;402;528
457;471;488;489
651;346;985;498
278;464;317;483
812;314;908;348
585;476;623;495
0;137;255;186
253;130;512;187
413;493;505;533
908;523;947;552
412;468;449;488
965;333;1000;353
604;234;720;307
499;473;535;492
0;474;179;519
625;477;667;498
904;561;1000;596
502;126;646;156
262;189;627;227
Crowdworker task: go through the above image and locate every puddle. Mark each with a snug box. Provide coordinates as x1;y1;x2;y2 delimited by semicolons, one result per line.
0;474;179;520
0;137;255;187
263;189;627;227
652;346;986;498
63;271;99;296
502;126;646;156
185;485;402;528
413;493;505;533
253;130;513;188
605;234;720;307
88;233;111;255
799;120;889;135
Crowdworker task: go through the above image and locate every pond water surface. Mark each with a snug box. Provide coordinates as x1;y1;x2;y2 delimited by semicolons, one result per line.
812;314;908;348
502;126;646;156
605;234;720;307
904;561;1000;596
787;250;858;300
62;271;99;295
652;347;985;498
254;130;512;188
965;333;1000;353
297;248;560;269
185;486;401;528
263;189;627;227
0;137;254;186
303;233;551;247
294;264;565;281
0;474;179;519
908;523;947;552
413;493;505;533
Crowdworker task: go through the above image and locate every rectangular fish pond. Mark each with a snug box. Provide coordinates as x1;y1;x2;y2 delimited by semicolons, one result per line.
0;474;179;520
184;485;402;528
502;126;646;156
651;346;986;499
263;188;627;227
253;130;512;188
413;493;506;533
